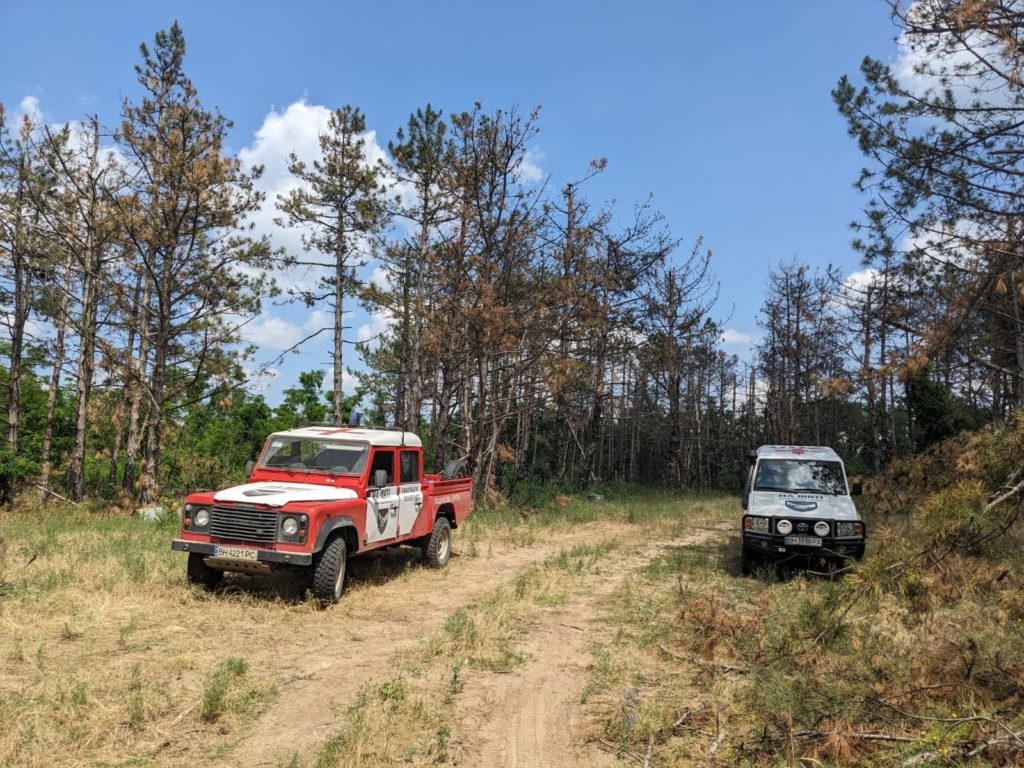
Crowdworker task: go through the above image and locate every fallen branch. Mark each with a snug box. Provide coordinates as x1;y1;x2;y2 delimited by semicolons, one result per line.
985;472;1024;512
707;728;727;758
658;645;748;674
30;482;79;506
597;738;644;765
967;728;1024;757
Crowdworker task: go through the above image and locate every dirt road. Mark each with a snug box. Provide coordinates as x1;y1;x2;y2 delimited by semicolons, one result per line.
234;520;729;768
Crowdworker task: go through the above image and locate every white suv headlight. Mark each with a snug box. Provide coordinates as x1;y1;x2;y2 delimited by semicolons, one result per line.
836;521;864;537
776;519;793;535
746;516;769;533
814;521;830;537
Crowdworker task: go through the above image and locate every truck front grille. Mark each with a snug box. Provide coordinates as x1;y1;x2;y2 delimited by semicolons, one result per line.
210;505;277;543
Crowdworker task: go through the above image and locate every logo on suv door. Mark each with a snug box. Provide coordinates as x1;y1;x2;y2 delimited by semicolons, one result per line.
785;500;818;512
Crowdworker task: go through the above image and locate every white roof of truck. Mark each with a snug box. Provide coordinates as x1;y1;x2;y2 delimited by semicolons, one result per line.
756;445;841;462
272;426;423;448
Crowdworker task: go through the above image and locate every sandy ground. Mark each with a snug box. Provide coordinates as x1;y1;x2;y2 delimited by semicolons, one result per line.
228;520;729;768
451;528;727;768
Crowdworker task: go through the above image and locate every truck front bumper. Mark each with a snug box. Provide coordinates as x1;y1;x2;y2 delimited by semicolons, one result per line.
742;533;864;562
171;539;313;566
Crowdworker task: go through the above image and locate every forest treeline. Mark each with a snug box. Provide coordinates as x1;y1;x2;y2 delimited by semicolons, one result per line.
1;2;1022;504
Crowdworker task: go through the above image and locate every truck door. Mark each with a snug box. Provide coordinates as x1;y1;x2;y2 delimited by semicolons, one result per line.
397;449;423;536
365;449;399;544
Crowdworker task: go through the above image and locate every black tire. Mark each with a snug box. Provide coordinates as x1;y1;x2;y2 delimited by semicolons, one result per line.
187;552;223;590
439;459;466;481
312;536;347;603
421;516;452;568
740;547;754;577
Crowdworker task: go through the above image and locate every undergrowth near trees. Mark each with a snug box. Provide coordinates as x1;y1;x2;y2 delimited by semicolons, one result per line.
590;416;1024;766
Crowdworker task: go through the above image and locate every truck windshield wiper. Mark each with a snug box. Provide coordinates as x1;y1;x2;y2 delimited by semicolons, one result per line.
754;486;794;493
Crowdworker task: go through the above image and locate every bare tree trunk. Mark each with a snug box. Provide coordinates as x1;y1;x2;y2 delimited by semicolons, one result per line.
123;280;151;494
332;222;347;424
6;167;31;457
40;259;73;499
68;154;103;501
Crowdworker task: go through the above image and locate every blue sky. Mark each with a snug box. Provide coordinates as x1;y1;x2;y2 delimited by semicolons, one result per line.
1;1;899;404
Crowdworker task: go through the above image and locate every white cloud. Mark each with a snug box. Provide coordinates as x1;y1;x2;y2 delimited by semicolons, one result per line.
241;314;306;351
720;328;755;346
368;265;392;291
323;365;363;396
515;146;544;184
843;268;879;295
237;100;391;297
893;1;1014;109
18;95;42;121
356;310;393;343
303;309;329;332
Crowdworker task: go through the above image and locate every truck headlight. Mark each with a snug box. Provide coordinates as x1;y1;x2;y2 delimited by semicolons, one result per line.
776;519;793;535
744;516;769;533
836;521;864;537
281;516;299;536
814;521;830;537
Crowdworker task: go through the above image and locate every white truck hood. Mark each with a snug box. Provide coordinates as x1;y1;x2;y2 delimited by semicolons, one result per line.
748;491;860;520
213;482;358;507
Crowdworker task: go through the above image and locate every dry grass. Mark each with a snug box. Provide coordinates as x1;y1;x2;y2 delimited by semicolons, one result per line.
0;487;715;767
0;509;295;766
583;420;1024;767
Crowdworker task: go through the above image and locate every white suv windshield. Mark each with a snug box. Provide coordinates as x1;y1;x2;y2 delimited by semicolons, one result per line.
259;438;369;475
754;459;847;495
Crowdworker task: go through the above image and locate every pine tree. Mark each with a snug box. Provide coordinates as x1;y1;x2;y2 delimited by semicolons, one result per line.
277;105;390;424
115;23;271;502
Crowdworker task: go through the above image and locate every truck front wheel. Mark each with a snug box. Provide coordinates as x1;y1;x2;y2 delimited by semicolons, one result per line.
421;517;452;568
187;552;223;590
740;547;755;576
313;537;347;603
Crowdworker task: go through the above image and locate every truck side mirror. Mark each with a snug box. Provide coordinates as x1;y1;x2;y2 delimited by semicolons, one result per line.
244;460;254;477
747;449;757;465
850;482;862;496
374;469;388;488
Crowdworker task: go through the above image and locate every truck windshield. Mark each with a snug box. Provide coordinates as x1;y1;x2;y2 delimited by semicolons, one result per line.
753;459;847;495
259;438;369;475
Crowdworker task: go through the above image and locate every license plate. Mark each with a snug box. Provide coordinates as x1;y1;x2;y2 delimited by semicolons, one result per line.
214;545;260;561
784;535;822;547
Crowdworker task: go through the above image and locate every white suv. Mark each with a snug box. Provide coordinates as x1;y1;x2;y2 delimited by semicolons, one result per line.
741;445;865;574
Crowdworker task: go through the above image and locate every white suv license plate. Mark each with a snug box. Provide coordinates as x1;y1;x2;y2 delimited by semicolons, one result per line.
214;545;260;561
784;535;822;547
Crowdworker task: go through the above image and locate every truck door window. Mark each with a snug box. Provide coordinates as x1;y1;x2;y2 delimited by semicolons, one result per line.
400;451;419;484
370;450;395;485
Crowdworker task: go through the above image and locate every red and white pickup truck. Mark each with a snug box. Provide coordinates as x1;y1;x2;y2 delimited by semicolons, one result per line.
171;427;472;602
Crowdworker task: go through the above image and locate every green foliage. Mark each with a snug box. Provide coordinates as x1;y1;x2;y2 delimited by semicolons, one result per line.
201;656;249;722
905;368;978;451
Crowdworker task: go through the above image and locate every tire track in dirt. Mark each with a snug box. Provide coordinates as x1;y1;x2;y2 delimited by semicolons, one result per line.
451;524;730;768
236;520;634;768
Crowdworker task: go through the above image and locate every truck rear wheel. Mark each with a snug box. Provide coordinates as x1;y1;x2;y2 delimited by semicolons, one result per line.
187;552;223;590
421;517;452;568
313;537;347;603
